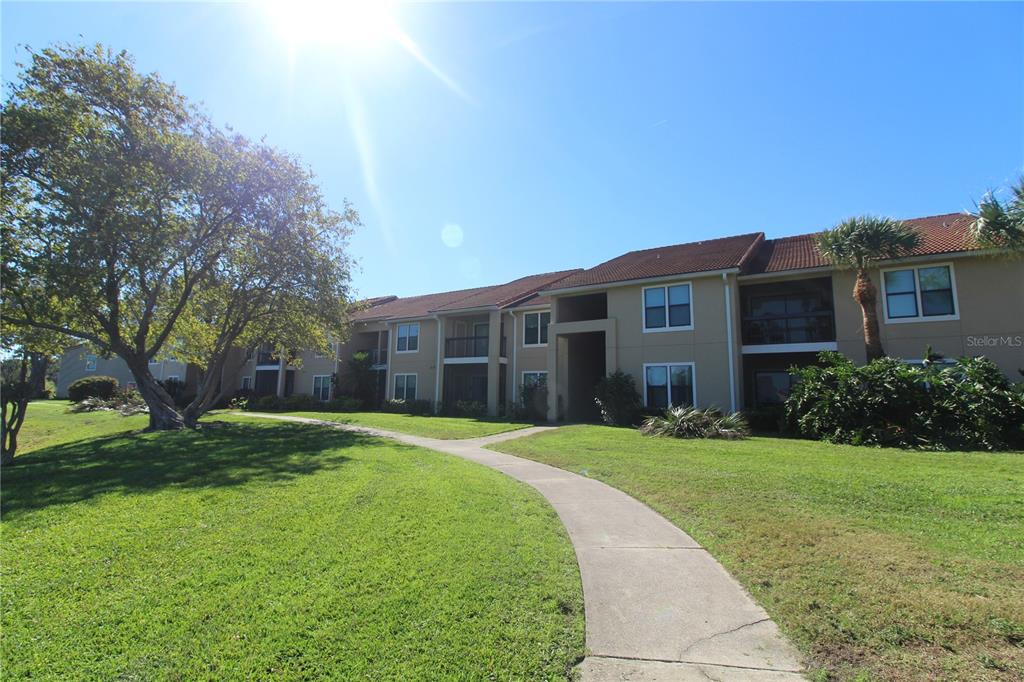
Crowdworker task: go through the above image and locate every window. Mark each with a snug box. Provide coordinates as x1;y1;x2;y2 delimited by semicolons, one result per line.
85;354;97;372
754;371;795;406
394;374;417;401
149;358;160;366
523;312;551;346
165;375;179;383
643;283;692;331
882;264;957;322
643;363;695;409
312;375;332;401
396;323;419;352
241;376;252;390
522;371;547;387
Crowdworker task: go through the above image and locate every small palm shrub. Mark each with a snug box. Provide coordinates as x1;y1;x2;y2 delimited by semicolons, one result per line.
67;375;119;402
641;406;750;440
594;371;642;426
786;352;1024;450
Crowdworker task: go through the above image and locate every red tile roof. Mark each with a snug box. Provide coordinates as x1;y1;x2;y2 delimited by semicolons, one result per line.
352;270;581;321
431;270;579;312
743;213;977;275
545;233;764;291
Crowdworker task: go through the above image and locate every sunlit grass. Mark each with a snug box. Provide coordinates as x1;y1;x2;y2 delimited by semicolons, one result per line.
493;425;1024;681
3;408;584;679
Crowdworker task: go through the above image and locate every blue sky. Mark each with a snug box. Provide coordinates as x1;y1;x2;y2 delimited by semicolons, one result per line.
3;1;1022;299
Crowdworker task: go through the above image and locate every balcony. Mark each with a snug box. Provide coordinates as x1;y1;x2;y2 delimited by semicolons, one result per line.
445;335;506;359
741;312;835;345
357;348;388;366
256;351;278;366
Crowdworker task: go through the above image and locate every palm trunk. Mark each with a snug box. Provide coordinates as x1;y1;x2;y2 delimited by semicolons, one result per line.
125;355;184;430
853;269;885;362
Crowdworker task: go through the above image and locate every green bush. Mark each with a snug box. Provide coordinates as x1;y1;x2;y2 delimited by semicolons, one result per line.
67;375;119;402
518;383;548;421
452;400;487;418
742;405;786;433
383;398;432;415
786;352;1024;451
593;371;642;426
640;406;750;440
324;396;363;412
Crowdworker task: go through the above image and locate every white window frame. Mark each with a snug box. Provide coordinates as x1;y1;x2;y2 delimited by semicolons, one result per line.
521;370;548;387
881;262;959;324
641;362;697;408
395;323;420;353
85;354;97;372
522;311;551;347
241;376;252;390
393;373;418;401
312;374;332;402
641;282;694;333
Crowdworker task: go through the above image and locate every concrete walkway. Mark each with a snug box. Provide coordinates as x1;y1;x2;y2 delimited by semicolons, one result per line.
243;414;805;681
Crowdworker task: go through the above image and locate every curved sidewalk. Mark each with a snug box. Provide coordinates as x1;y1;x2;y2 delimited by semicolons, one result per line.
244;414;805;681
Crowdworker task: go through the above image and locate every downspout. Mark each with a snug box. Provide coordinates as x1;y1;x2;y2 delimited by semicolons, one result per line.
384;323;394;402
511;312;518;405
434;315;442;413
722;273;737;412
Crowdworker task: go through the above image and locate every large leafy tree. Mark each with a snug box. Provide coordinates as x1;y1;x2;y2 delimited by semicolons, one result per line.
972;176;1024;252
168;141;357;427
2;44;355;429
815;217;921;362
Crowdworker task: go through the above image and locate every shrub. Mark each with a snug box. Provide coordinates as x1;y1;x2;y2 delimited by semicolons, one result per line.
640;406;750;440
786;352;1024;450
518;383;549;421
593;371;642;426
68;375;119;402
453;400;487;418
383;398;433;415
742;405;786;433
249;395;282;411
324;396;363;412
69;389;147;416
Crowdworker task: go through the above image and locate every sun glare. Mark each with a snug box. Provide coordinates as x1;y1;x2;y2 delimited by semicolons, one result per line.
261;0;397;50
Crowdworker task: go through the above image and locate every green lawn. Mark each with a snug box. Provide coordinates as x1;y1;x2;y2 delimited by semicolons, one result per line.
276;410;534;439
3;406;584;680
492;425;1024;682
13;400;149;453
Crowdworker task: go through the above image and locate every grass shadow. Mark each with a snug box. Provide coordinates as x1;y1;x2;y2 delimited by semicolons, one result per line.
2;421;382;518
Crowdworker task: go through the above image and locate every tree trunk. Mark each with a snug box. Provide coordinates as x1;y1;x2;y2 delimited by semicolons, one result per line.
182;351;246;428
853;269;885;362
1;353;47;464
124;355;185;430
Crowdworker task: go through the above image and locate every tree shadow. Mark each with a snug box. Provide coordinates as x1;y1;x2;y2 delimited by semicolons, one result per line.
2;421;379;518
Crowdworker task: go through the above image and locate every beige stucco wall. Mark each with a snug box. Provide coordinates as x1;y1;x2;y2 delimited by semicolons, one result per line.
603;274;735;410
57;344;189;398
831;255;1024;376
386;318;441;406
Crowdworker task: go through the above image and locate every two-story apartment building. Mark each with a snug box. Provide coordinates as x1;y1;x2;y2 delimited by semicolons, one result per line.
56;212;1023;419
538;213;1022;420
56;343;196;398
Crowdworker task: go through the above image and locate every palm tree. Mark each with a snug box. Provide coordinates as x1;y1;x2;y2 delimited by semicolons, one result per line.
973;177;1024;252
815;216;921;362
